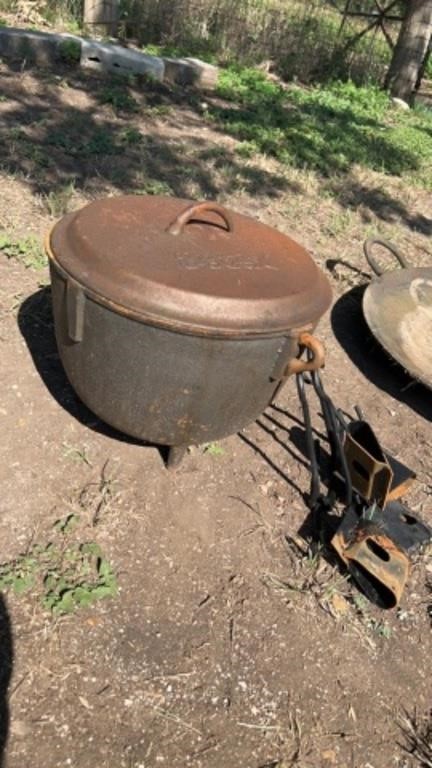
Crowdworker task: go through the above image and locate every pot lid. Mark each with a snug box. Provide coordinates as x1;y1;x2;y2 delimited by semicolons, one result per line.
48;196;332;337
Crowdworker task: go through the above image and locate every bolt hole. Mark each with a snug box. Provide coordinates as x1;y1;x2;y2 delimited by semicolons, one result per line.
366;538;390;562
401;513;417;526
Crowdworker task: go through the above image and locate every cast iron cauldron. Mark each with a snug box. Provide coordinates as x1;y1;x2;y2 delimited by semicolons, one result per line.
46;196;332;466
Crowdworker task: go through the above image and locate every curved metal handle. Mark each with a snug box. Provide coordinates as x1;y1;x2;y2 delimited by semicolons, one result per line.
167;202;234;236
284;332;325;377
363;238;409;276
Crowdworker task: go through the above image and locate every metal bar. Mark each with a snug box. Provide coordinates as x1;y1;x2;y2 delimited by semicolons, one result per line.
296;374;320;510
343;11;403;20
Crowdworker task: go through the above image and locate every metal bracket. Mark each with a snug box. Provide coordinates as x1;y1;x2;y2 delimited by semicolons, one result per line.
331;499;431;609
331;505;409;609
343;419;416;506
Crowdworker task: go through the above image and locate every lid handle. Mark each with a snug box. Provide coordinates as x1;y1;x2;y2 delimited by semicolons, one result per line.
167;202;234;236
363;238;408;276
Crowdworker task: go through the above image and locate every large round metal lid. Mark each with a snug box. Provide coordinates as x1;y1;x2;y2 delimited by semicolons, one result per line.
48;196;332;337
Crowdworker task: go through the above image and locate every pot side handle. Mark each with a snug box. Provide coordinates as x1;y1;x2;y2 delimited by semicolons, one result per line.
167;202;234;235
363;238;409;276
283;332;325;378
66;278;86;343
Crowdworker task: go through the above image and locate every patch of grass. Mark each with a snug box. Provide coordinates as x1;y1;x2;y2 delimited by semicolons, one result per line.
43;181;76;217
0;515;117;615
45;126;119;157
135;178;174;196
77;460;120;526
119;126;143;146
352;593;392;639
0;233;47;270
203;442;225;456
399;710;432;767
212;69;432;188
85;127;119;156
147;103;173;118
99;84;139;113
62;442;92;467
265;536;349;609
58;38;81;64
143;41;217;65
0;0;15;12
8;128;52;168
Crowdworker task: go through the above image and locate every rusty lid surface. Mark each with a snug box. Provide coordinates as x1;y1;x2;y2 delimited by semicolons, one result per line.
48;196;332;337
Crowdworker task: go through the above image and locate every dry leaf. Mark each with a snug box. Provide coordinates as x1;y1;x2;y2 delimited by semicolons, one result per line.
330;593;350;617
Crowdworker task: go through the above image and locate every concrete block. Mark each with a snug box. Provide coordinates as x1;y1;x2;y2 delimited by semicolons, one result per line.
81;39;164;81
185;58;219;90
163;56;219;90
0;27;82;66
163;57;197;86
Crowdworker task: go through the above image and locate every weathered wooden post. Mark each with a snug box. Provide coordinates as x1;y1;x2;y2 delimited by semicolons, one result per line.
83;0;119;37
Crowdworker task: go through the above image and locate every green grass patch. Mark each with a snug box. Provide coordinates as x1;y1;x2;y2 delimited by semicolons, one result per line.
0;514;118;615
46;126;120;156
143;41;218;64
99;83;140;113
58;38;81;64
135;178;174;196
213;68;432;188
203;442;225;456
0;233;47;269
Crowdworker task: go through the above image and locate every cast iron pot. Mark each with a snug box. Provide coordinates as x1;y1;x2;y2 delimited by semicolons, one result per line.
46;197;332;463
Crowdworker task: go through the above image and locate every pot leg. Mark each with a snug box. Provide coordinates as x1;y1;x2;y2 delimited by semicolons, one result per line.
166;445;188;470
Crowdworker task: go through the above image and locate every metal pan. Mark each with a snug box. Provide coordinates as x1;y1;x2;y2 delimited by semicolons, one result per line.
362;238;432;391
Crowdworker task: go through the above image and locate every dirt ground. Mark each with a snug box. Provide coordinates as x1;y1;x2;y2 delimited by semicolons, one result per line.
0;59;431;768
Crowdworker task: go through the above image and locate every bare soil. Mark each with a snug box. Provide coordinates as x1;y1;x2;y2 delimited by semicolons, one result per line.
0;59;431;768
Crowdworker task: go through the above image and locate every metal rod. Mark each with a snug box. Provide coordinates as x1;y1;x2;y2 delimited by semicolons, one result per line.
296;373;320;509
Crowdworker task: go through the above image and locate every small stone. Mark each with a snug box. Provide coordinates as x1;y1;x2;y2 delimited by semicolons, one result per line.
391;96;410;110
11;719;31;737
330;593;350;617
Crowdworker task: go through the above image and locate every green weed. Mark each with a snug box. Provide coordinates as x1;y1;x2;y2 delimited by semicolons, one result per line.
147;104;173;118
135;178;173;196
143;41;217;64
62;442;92;467
0;233;47;270
44;182;76;217
58;38;81;64
203;442;225;456
86;128;119;156
42;542;117;614
0;516;117;615
45;126;119;157
0;0;15;12
367;618;392;639
99;84;139;113
119;127;143;146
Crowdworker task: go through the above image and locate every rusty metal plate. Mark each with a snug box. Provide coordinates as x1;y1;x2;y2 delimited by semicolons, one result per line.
363;267;432;390
47;196;332;338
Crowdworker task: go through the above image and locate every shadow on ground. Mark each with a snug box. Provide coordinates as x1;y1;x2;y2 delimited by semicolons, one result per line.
17;287;173;465
0;60;296;202
331;285;432;422
325;176;432;236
